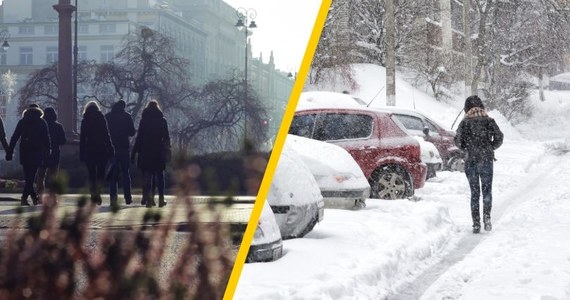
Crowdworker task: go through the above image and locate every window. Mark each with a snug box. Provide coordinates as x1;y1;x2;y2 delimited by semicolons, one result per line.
100;45;114;62
289;114;317;138
424;120;441;136
99;24;116;33
393;114;424;132
319;113;373;141
78;45;87;61
79;24;89;34
46;46;58;64
18;26;35;35
19;47;33;65
44;25;57;35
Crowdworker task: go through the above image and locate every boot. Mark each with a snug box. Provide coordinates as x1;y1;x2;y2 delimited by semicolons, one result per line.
483;203;492;231
158;196;167;208
21;197;31;206
472;211;481;234
483;214;492;231
31;193;40;206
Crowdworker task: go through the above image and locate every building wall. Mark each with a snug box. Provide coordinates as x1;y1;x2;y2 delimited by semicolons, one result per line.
0;0;292;142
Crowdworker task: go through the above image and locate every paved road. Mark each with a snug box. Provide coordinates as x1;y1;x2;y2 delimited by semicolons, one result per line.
0;194;255;242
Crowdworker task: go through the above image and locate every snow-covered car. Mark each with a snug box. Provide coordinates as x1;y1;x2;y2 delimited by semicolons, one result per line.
383;107;464;172
413;136;442;180
291;92;427;200
246;201;283;263
267;144;325;239
286;134;370;209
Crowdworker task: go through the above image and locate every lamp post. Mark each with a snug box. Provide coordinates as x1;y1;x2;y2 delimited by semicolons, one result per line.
0;30;10;51
235;7;257;148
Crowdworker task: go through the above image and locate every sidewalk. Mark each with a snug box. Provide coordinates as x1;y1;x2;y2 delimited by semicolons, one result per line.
0;194;255;240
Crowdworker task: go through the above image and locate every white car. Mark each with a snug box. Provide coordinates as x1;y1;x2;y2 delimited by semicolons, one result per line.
246;201;283;263
286;134;370;209
413;136;443;180
267;144;325;239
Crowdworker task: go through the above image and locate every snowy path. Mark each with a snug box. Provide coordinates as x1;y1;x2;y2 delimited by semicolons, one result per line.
392;151;564;299
417;152;570;299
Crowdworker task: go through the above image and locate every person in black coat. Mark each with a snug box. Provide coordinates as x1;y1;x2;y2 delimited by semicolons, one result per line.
36;107;66;196
0;115;9;160
105;100;136;206
454;95;504;233
80;101;114;205
7;105;51;206
131;100;170;207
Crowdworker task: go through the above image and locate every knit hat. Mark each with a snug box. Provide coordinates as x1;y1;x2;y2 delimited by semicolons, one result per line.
464;95;485;113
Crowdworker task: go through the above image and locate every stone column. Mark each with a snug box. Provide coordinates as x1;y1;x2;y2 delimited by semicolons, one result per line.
53;0;76;138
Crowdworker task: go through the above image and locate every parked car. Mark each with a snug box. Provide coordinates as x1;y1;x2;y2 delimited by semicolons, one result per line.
381;107;464;172
267;143;325;239
291;92;427;200
246;201;284;263
413;136;442;180
286;134;371;209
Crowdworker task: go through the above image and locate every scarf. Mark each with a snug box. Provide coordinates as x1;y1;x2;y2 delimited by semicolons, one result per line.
465;107;488;118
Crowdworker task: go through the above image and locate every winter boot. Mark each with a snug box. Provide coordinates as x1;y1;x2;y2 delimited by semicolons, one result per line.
31;193;40;206
158;196;167;208
483;215;492;231
483;204;492;231
471;210;481;234
20;197;31;206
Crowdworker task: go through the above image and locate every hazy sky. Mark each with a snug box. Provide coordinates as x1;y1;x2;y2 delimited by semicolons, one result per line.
223;0;323;73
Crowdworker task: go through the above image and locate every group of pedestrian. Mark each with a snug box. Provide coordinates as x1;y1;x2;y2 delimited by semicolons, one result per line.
0;99;170;208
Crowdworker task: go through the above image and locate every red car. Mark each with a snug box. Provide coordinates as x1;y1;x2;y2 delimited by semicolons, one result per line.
290;106;427;200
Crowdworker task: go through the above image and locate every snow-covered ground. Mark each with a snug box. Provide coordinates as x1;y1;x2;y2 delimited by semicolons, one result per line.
234;64;570;299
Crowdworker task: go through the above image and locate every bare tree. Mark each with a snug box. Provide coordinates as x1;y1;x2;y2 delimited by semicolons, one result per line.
91;26;191;120
18;60;95;113
171;75;268;153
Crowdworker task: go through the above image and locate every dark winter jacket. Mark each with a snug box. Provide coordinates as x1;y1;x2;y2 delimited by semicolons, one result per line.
454;107;504;162
80;108;114;165
9;107;51;166
42;107;66;167
0;115;9;152
131;105;170;172
105;101;136;151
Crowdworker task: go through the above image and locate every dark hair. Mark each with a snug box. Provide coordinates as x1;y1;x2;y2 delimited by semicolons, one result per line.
464;95;485;113
43;107;57;122
113;100;126;111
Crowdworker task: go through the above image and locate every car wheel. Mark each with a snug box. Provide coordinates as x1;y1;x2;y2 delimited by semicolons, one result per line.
371;166;413;200
447;155;465;172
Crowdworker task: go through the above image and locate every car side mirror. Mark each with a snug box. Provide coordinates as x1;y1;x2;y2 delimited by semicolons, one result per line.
423;127;430;137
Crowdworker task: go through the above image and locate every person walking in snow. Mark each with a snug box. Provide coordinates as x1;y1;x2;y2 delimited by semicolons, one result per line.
454;95;504;233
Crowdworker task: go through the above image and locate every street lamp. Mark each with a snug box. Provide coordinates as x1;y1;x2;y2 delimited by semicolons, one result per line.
235;7;257;148
73;0;78;133
0;30;10;51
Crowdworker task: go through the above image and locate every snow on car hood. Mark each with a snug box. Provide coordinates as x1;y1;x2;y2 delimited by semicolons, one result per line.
413;136;443;164
252;201;282;246
268;144;323;206
285;134;370;190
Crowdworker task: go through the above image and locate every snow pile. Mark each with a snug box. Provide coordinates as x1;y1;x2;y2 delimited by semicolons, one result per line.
235;201;457;299
285;134;369;190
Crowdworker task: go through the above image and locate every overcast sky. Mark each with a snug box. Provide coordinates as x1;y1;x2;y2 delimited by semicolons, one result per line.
223;0;322;73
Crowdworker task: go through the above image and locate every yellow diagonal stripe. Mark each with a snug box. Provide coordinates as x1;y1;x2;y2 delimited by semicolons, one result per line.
222;1;331;299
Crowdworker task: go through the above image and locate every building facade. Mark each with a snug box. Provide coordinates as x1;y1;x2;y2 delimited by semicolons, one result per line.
0;0;292;140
